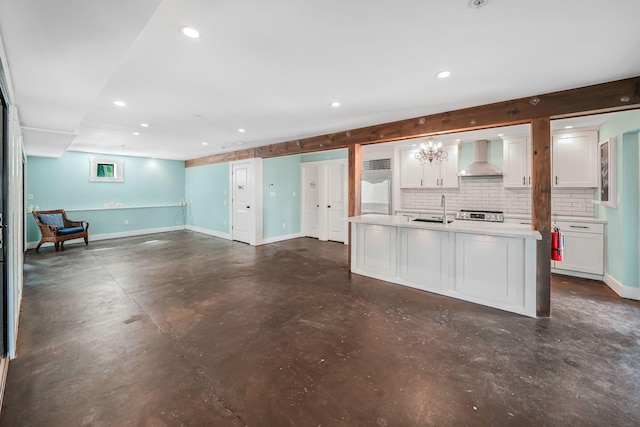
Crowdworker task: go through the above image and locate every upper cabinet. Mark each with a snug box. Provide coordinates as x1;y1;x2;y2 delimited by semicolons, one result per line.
399;145;459;188
503;136;530;188
552;129;598;188
503;129;598;188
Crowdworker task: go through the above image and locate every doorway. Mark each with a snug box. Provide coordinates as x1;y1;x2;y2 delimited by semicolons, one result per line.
230;158;263;246
301;159;347;243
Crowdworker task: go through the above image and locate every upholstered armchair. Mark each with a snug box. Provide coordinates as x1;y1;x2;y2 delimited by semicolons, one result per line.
32;209;89;252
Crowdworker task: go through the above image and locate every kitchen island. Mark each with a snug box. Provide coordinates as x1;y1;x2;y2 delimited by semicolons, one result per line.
347;215;542;317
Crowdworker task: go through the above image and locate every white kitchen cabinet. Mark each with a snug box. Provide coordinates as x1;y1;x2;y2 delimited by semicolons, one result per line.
503;129;598;189
398;227;450;290
553;220;604;276
399;148;424;188
399;146;459;188
503;136;531;188
552;129;598;188
504;216;605;278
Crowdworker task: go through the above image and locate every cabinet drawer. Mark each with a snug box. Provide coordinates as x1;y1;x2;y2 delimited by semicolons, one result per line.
554;221;604;234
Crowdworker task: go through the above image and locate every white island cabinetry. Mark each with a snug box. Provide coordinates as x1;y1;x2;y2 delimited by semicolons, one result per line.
347;215;541;317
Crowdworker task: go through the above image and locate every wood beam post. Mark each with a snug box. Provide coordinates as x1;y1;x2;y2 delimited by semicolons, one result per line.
348;144;362;268
531;117;552;317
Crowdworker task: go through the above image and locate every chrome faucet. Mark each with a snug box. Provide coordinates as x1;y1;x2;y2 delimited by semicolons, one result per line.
441;194;447;224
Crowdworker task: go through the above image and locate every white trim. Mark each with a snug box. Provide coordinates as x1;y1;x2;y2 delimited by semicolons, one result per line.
551;268;603;281
27;204;182;213
604;273;640;300
26;225;185;249
185;225;230;240
260;232;304;245
300;157;346;167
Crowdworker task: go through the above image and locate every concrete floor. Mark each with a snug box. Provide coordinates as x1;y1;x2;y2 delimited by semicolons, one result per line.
1;231;639;426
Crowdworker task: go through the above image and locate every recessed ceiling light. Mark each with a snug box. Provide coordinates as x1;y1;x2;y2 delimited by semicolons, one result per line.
132;132;140;136
202;142;208;146
330;101;341;108
238;128;246;133
497;133;504;137
455;139;462;142
113;100;126;107
468;0;489;8
564;125;574;129
436;71;451;79
236;142;244;146
180;26;200;39
411;144;417;147
140;123;149;127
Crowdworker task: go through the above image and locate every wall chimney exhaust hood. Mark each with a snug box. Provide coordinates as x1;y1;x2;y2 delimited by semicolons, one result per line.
458;139;502;177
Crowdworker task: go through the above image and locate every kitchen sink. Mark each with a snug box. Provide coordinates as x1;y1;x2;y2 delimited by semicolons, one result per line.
411;217;454;224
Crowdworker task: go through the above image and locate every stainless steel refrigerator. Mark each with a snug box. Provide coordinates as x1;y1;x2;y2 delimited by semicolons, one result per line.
361;159;391;215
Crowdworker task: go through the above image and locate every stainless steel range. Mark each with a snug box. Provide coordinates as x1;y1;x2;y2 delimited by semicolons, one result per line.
457;209;504;223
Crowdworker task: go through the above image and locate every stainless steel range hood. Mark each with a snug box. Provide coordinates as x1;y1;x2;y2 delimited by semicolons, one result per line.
458;139;502;177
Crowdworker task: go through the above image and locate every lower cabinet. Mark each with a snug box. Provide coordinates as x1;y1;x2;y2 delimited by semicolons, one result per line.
553;220;604;276
504;217;605;278
350;222;537;317
398;228;451;290
454;233;526;308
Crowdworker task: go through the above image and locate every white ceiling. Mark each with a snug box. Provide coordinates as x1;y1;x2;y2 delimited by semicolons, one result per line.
1;0;639;160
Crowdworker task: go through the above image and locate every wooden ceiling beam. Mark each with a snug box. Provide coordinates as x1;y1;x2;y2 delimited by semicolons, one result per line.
186;148;255;168
186;76;640;167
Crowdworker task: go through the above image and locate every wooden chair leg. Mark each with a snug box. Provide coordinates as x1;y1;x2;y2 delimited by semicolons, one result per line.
36;241;43;252
84;235;88;245
54;242;60;252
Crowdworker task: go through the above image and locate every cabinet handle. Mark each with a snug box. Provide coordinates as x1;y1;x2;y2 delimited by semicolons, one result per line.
420;179;423;187
555;176;558;185
523;177;526;185
569;225;589;229
327;205;331;208
529;176;531;185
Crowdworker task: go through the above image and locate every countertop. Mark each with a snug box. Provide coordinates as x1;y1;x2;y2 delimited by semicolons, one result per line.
347;215;542;240
395;209;606;224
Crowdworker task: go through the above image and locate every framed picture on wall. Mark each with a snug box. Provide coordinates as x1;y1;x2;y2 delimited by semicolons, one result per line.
597;137;616;208
89;157;124;182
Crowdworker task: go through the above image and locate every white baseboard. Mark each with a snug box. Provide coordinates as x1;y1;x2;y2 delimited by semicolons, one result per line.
604;274;640;300
551;268;603;281
260;232;304;245
26;225;186;249
185;225;230;240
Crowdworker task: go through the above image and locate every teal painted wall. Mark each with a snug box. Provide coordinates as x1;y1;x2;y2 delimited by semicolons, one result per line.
459;140;503;171
595;110;640;288
26;152;185;243
263;155;302;238
185;162;230;233
301;149;347;163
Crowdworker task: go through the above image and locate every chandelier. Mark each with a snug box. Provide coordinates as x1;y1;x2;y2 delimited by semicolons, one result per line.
415;137;448;164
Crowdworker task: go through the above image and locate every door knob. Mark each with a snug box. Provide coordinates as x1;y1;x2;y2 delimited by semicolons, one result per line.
246;206;250;209
316;204;319;207
327;205;331;208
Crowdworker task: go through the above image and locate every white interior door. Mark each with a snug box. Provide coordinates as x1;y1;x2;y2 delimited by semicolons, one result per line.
232;161;254;244
326;163;346;243
304;166;320;238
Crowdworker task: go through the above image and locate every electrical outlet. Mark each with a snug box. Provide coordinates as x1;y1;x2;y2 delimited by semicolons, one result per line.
224;220;227;226
282;222;286;229
270;191;276;197
292;191;296;197
27;194;33;200
124;219;129;225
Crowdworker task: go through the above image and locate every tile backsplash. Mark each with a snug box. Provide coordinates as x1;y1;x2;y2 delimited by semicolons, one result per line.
401;177;595;216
